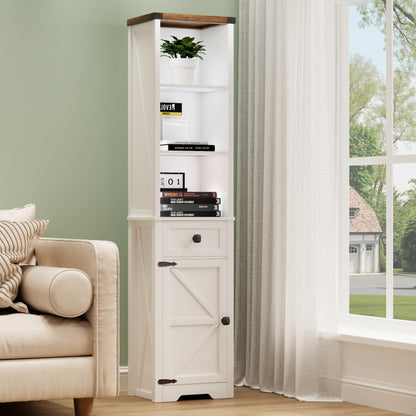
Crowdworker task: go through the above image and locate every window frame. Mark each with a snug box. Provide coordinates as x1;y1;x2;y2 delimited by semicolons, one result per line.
337;0;416;340
349;208;359;219
349;245;358;253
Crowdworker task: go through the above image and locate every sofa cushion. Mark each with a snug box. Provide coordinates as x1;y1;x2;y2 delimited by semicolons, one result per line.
0;204;37;265
0;220;49;313
0;204;36;222
0;310;92;359
20;266;93;318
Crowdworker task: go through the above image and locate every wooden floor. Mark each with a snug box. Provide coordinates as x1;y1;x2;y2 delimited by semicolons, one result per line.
0;387;407;416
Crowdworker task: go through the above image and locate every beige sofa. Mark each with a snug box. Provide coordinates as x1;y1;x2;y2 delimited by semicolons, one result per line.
0;206;119;416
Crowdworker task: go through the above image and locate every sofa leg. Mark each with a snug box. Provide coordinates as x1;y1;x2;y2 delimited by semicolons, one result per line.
74;398;94;416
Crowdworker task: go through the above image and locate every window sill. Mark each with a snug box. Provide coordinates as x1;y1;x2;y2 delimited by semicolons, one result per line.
336;315;416;351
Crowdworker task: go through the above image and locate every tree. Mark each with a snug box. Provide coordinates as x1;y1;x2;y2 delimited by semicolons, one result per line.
350;54;416;148
380;237;387;272
349;124;386;214
403;178;416;206
358;0;416;73
393;67;416;144
349;123;381;158
356;2;416;147
349;125;380;205
349;54;383;125
368;67;416;146
393;188;409;267
401;208;416;271
395;180;416;268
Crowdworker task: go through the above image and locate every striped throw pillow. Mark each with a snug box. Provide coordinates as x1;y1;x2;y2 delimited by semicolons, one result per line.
0;220;49;313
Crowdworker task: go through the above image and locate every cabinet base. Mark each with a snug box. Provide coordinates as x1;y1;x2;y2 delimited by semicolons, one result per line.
132;383;234;402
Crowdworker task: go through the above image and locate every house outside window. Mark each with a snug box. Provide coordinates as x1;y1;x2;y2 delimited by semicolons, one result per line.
349;186;381;274
345;0;416;323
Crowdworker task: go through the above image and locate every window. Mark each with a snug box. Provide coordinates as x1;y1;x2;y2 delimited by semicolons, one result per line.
349;208;359;219
347;0;416;323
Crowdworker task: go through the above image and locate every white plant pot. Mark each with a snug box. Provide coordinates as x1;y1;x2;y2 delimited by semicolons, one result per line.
169;58;198;85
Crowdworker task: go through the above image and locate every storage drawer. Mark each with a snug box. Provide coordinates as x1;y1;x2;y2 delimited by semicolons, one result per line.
162;221;227;258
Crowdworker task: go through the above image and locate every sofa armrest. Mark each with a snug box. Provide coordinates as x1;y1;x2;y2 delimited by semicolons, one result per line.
34;237;119;398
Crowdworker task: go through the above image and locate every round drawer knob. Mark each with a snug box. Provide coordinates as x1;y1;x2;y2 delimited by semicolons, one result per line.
221;316;231;326
192;234;202;243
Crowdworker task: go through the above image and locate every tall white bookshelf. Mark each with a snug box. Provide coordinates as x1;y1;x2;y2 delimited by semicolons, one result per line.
127;13;235;402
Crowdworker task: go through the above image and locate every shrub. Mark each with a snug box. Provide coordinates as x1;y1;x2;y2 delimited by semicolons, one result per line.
401;209;416;272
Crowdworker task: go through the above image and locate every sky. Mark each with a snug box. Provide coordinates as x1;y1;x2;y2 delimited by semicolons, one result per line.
349;6;386;75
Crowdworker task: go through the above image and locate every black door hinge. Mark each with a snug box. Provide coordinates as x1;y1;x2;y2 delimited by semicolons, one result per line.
157;261;177;267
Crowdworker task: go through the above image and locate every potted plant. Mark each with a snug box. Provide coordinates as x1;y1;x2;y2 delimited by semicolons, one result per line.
160;36;206;84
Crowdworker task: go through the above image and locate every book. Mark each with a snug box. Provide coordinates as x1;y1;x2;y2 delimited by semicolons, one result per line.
160;188;188;192
160;197;221;204
161;204;220;212
160;143;215;151
160;191;217;198
160;211;221;217
160;102;182;116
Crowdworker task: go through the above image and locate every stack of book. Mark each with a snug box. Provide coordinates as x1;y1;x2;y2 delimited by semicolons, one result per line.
160;101;215;152
160;142;215;152
160;191;221;217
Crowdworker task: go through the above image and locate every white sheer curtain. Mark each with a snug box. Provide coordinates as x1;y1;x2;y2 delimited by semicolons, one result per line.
235;0;341;401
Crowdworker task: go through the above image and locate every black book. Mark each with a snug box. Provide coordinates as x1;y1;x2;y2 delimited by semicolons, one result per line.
160;191;217;198
160;188;188;192
160;144;215;151
160;197;221;204
160;211;221;217
161;204;220;212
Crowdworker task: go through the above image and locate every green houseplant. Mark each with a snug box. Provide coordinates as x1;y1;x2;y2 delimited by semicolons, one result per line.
160;36;206;84
160;36;206;60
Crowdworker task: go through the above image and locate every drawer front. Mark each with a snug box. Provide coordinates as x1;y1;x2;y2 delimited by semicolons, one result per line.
162;221;227;258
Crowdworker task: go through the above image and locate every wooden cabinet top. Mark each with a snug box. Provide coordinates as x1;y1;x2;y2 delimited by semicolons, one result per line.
127;12;236;29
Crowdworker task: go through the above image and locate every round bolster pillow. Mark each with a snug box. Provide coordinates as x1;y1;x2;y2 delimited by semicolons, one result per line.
20;265;93;318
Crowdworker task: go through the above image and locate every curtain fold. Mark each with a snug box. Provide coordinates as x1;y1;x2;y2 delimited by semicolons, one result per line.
235;0;341;401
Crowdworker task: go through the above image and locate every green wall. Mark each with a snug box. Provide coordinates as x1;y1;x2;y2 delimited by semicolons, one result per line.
0;0;238;367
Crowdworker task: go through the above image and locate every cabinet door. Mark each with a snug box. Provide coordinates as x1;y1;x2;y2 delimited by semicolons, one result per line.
161;259;230;385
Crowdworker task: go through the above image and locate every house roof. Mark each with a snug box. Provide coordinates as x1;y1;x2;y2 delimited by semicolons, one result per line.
349;186;382;233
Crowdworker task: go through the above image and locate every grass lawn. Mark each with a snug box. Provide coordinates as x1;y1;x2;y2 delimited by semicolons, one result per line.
350;295;416;321
393;268;416;276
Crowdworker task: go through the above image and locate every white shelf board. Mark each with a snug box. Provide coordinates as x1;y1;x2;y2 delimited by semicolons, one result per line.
156;216;235;222
128;215;235;222
160;84;227;93
160;150;228;157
